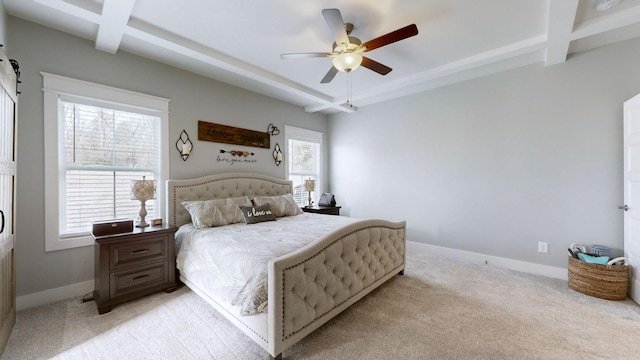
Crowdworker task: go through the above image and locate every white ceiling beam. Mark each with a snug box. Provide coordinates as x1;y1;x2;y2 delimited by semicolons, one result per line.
572;4;640;40
95;0;136;54
305;102;356;113
34;0;101;23
306;35;548;113
34;0;353;113
124;26;355;113
33;0;601;115
545;0;579;66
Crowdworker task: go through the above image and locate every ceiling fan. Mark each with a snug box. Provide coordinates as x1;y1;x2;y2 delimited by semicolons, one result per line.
281;8;418;84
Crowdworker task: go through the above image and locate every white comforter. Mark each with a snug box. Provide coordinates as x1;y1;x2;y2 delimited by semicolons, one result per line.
175;213;359;316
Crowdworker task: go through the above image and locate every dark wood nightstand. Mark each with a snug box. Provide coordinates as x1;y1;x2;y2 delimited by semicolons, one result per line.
93;224;179;314
302;206;341;216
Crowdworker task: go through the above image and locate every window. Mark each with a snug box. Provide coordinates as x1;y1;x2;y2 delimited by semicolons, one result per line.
285;125;323;206
43;73;169;251
60;102;159;235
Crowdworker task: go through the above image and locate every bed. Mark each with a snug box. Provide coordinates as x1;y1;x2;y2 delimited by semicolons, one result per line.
167;172;406;359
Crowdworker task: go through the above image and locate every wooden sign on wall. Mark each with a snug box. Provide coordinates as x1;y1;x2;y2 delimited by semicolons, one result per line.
198;121;270;149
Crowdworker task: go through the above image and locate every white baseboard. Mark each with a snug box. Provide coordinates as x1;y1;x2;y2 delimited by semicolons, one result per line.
16;280;94;311
15;243;567;311
407;241;567;280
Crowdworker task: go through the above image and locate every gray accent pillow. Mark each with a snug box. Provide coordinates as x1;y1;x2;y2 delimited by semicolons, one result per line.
239;203;276;224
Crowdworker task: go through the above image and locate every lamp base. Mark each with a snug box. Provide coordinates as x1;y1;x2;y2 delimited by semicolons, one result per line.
135;219;150;228
307;191;313;208
136;200;150;228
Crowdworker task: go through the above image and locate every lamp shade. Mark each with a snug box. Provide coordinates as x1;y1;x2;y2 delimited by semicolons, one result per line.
332;53;362;72
131;176;157;201
304;179;315;192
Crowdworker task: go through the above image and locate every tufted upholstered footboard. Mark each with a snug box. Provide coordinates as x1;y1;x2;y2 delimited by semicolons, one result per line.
167;173;406;360
268;219;406;358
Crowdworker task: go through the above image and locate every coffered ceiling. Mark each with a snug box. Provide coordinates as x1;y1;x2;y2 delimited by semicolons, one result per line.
5;0;640;114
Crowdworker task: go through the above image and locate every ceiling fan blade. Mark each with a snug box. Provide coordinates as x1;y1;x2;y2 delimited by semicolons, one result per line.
361;24;418;52
322;8;350;48
361;57;392;75
320;66;339;83
280;52;332;59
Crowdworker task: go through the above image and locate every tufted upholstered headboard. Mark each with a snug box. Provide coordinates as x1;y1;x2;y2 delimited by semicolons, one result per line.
166;172;294;227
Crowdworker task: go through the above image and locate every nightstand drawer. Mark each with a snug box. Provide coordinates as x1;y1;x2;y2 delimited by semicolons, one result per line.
110;262;167;298
302;206;341;215
111;235;167;270
94;225;178;314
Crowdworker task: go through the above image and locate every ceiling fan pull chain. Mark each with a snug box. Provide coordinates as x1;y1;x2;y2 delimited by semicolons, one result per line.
348;72;352;104
347;71;352;105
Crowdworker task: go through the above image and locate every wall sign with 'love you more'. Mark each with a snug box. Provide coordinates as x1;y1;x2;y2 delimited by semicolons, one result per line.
217;149;258;165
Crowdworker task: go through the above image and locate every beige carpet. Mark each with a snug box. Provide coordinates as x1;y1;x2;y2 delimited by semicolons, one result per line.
3;252;640;360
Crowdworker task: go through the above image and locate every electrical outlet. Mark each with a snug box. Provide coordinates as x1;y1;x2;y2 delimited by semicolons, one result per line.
538;241;548;253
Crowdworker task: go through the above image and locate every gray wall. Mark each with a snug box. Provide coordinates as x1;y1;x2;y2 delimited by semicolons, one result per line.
8;16;327;297
329;37;640;269
0;5;5;47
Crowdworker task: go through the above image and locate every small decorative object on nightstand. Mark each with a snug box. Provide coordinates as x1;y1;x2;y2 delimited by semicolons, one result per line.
92;224;179;314
302;205;341;216
131;176;156;228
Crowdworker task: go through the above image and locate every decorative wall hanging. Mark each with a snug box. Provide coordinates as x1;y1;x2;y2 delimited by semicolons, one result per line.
217;151;258;165
273;143;283;166
219;149;255;157
198;121;270;149
9;58;21;95
176;130;193;161
267;123;280;136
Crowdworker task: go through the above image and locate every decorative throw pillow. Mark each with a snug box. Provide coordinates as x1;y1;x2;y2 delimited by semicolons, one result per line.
239;204;276;224
252;193;302;217
182;196;252;228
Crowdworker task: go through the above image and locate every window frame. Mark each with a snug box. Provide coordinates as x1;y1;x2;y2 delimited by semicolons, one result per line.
284;125;324;206
42;73;170;251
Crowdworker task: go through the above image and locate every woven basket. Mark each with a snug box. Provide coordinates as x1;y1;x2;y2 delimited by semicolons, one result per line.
567;256;629;300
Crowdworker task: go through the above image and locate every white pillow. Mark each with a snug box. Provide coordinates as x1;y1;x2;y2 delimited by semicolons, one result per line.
252;193;302;217
182;196;252;228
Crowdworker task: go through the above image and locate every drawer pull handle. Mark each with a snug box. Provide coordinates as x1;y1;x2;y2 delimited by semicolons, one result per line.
131;275;149;282
131;249;149;255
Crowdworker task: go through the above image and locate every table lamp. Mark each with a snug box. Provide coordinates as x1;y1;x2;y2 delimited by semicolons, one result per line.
131;176;156;227
304;178;315;208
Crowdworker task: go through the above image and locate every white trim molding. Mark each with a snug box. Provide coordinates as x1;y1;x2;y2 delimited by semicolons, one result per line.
284;125;324;200
16;280;94;311
41;72;171;251
407;241;567;280
16;243;567;311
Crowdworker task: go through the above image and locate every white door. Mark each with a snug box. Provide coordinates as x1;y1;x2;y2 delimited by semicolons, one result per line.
623;93;640;304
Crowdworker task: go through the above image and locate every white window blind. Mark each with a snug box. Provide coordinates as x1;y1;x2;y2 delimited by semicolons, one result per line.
285;126;323;206
60;101;160;236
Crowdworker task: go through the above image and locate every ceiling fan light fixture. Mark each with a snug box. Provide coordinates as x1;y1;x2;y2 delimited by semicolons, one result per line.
332;53;363;72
